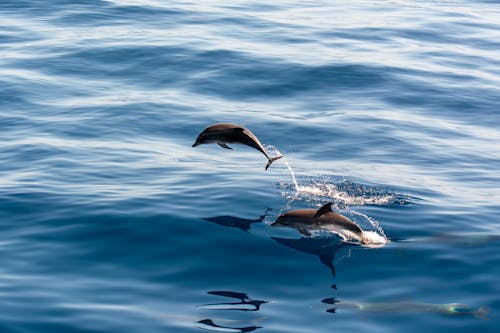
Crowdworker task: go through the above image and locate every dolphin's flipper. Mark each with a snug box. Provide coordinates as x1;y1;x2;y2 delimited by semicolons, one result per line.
218;143;233;149
265;155;284;171
313;202;334;218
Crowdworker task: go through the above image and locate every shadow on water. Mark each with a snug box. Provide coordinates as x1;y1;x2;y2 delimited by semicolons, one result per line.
195;291;267;332
202;209;271;233
271;236;348;277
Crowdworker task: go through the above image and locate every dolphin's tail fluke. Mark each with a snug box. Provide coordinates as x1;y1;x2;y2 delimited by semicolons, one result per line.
265;155;284;171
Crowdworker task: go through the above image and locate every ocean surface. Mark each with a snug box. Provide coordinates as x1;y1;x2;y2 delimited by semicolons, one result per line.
1;0;500;332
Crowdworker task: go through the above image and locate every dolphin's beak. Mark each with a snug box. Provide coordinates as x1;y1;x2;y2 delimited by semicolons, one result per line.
192;142;199;147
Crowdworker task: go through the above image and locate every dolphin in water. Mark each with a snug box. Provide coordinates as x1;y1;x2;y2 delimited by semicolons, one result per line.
391;232;500;246
321;298;489;318
192;123;283;170
271;202;386;246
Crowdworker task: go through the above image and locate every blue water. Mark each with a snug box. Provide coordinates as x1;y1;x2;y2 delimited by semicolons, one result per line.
1;0;500;332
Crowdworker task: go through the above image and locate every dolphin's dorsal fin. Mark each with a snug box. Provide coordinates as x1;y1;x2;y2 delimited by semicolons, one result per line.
314;202;334;218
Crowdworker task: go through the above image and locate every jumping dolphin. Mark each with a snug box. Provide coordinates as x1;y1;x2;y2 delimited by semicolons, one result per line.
271;202;386;245
192;123;283;170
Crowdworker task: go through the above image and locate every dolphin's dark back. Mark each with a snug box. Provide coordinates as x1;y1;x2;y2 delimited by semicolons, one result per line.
275;209;317;224
239;129;268;156
275;207;363;236
200;124;268;155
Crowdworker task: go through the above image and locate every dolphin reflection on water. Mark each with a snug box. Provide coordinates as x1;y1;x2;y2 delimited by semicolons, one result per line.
202;209;270;233
196;319;261;333
196;291;267;332
271;236;347;276
199;291;268;312
192;123;283;170
322;297;489;318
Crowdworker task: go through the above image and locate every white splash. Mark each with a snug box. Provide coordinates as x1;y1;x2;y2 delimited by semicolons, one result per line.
349;209;388;241
330;227;388;247
361;231;389;247
296;182;395;206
